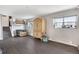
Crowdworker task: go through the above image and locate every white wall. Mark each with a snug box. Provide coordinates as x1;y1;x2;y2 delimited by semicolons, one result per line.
27;19;34;36
0;15;3;40
44;8;79;47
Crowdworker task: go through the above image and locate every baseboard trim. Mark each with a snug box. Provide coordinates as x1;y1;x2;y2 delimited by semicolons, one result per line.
0;38;3;40
49;39;78;47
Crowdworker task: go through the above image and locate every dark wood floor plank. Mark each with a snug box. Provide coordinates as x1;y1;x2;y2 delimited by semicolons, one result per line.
0;36;78;54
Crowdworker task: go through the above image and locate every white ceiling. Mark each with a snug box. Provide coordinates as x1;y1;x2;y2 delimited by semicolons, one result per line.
0;5;77;19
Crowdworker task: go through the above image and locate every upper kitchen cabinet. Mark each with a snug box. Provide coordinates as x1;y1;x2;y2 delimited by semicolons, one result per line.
2;15;9;27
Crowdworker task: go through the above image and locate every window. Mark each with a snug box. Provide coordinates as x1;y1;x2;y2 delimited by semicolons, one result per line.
53;18;63;28
53;16;77;29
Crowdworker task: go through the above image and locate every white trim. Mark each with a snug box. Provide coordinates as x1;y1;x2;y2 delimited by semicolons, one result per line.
0;37;3;40
49;38;78;47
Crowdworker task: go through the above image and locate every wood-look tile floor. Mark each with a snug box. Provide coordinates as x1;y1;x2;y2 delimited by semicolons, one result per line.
0;36;78;54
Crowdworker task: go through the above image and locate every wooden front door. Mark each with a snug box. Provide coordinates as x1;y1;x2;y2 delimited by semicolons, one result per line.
33;17;46;39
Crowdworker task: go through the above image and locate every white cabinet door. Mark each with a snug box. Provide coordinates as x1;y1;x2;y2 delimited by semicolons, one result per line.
2;16;9;27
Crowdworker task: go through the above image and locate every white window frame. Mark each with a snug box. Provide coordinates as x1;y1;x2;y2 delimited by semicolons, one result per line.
53;15;78;29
